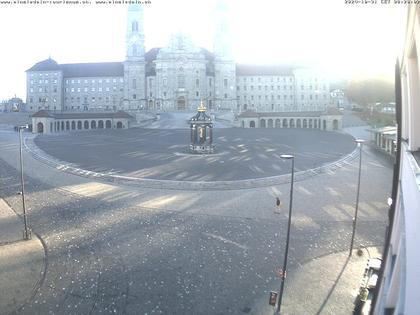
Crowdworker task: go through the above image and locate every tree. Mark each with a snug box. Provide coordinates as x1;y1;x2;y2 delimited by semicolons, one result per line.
346;77;394;107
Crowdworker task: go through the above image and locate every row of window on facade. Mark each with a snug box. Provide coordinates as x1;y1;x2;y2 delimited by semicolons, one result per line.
30;72;59;77
239;103;327;111
64;78;123;85
30;87;58;93
237;76;326;83
236;84;327;91
63;86;122;93
238;94;328;101
239;77;294;83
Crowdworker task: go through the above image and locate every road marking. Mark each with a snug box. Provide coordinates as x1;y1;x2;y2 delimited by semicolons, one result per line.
203;232;249;250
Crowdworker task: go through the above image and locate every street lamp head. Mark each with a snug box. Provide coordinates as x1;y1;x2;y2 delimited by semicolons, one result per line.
18;124;28;130
355;139;365;144
280;154;294;160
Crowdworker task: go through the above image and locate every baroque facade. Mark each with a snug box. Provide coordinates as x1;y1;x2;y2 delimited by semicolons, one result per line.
25;4;330;115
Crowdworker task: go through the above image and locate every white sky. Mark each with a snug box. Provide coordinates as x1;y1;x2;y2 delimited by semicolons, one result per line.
0;0;407;100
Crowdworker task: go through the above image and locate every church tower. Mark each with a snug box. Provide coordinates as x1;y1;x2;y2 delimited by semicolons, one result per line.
213;0;237;111
124;4;146;110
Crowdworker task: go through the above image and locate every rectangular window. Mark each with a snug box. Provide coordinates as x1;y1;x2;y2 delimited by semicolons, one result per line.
91;87;95;92
98;87;102;92
71;79;74;84
99;79;102;83
106;87;110;92
209;78;212;86
71;88;74;92
84;79;88;83
84;87;88;92
224;79;228;88
30;88;34;93
120;78;123;83
113;78;117;83
92;79;95;83
77;88;81;92
133;94;136;99
133;79;137;89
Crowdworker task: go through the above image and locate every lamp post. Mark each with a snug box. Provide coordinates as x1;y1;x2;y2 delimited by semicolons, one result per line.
18;125;31;240
349;139;364;256
275;154;295;315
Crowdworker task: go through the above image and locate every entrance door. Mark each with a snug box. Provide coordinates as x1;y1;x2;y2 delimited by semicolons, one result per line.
177;97;186;110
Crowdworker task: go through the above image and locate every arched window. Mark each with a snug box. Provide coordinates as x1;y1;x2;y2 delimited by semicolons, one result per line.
309;119;313;128
84;120;89;129
268;119;273;128
297;119;301;128
77;121;82;130
91;120;96;129
283;119;288;128
290;119;295;128
250;121;255;128
275;119;281;128
71;121;76;130
132;21;138;32
260;119;266;128
66;121;70;130
98;120;104;129
303;119;307;128
105;120;112;129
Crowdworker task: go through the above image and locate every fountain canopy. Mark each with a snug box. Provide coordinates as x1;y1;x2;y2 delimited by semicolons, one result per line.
189;101;214;154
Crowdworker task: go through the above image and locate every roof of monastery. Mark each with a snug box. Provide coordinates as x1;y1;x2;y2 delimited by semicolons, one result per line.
28;57;299;78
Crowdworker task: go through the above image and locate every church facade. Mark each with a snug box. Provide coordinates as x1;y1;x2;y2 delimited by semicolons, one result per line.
25;5;330;115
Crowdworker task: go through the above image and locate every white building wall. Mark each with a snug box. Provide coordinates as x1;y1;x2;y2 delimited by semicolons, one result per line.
27;70;63;112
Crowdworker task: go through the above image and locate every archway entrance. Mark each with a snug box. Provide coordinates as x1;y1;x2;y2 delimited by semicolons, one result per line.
333;119;339;130
116;121;123;129
177;97;186;110
37;122;44;133
250;121;255;128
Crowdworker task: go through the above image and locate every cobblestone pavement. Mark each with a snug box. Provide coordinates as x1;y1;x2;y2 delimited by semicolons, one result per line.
0;124;392;314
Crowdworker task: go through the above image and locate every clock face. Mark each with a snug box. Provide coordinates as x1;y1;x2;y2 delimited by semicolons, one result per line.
130;34;140;43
